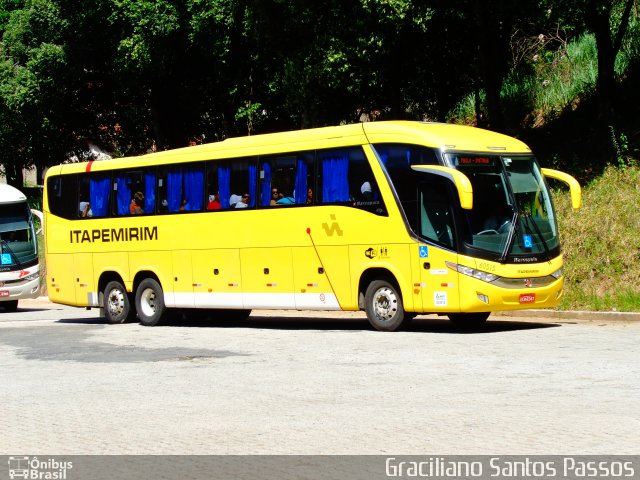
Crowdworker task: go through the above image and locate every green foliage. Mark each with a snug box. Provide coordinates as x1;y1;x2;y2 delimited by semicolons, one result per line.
0;0;638;187
0;0;71;184
554;166;640;311
110;0;180;71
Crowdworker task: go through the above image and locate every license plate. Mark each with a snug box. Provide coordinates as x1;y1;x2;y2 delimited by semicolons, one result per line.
519;293;536;304
0;290;9;297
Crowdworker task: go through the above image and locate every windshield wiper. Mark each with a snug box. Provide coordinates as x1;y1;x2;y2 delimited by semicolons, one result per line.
498;211;518;263
498;211;551;263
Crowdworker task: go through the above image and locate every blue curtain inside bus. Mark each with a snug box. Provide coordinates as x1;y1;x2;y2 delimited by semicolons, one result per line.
295;159;307;204
248;164;256;207
167;168;204;212
321;152;349;202
90;177;111;217
260;162;271;207
144;173;156;213
115;177;130;215
218;167;231;208
167;169;182;212
184;169;204;211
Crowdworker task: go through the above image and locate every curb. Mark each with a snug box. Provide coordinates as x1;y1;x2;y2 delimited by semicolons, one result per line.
493;309;640;322
18;297;640;322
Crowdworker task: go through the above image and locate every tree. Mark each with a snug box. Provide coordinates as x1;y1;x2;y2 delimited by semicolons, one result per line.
584;0;635;124
0;0;71;185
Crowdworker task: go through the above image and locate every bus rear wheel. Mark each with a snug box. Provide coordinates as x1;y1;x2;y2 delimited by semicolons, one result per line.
135;278;165;327
103;280;132;324
448;312;490;328
364;279;405;332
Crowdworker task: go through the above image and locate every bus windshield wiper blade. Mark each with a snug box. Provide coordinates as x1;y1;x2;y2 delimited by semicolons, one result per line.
498;211;519;264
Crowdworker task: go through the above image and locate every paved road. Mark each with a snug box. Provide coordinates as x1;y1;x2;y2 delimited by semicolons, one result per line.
1;298;639;455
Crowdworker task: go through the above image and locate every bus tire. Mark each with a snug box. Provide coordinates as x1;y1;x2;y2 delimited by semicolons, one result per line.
2;300;18;312
103;280;131;324
364;279;405;332
448;312;490;328
136;278;165;327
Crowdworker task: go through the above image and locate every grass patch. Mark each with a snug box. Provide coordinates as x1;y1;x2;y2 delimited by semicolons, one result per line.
447;23;640;129
553;165;640;311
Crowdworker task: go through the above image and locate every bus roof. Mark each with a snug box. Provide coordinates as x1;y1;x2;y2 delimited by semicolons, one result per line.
0;183;28;203
47;121;532;176
362;121;531;153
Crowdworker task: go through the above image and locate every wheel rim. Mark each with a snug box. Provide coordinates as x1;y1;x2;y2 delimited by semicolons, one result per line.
139;287;157;318
372;286;398;322
107;288;125;317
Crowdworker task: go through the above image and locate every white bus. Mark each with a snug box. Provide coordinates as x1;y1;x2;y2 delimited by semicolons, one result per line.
0;184;41;311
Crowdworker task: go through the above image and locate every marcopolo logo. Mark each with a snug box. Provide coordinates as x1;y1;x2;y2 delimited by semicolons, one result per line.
8;456;73;479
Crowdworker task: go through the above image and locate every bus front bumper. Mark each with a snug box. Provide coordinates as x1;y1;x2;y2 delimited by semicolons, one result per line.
0;276;41;302
459;275;564;313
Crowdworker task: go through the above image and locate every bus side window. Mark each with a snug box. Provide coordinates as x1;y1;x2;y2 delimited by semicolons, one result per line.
47;174;78;220
81;173;111;218
113;170;156;215
418;179;456;249
318;146;386;215
373;143;439;224
157;164;205;213
219;157;256;209
259;151;313;207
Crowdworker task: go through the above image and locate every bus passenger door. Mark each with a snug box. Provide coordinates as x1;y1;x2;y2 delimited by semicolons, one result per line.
413;179;461;314
172;250;193;308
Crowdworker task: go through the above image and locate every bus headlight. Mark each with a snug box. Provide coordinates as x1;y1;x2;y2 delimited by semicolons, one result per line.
22;272;40;282
550;268;563;280
446;261;498;283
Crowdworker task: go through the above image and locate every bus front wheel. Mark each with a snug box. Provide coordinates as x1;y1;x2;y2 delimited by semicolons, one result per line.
364;279;405;332
135;278;165;327
103;280;131;324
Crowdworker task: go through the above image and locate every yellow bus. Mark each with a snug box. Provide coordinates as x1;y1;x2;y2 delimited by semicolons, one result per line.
43;121;581;330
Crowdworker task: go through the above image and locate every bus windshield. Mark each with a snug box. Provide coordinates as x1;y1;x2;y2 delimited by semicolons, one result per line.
447;154;559;262
0;202;38;267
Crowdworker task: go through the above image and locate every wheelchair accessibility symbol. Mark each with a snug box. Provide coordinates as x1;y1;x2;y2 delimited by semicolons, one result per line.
419;246;429;258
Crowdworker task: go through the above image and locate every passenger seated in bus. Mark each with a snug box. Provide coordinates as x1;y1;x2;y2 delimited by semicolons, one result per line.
306;188;313;205
130;192;144;214
235;193;250;208
229;194;242;207
360;181;373;200
276;194;295;205
79;201;92;217
207;192;221;210
270;188;282;206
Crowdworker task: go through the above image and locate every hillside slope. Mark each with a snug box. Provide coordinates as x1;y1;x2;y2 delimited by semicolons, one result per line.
553;166;640;311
